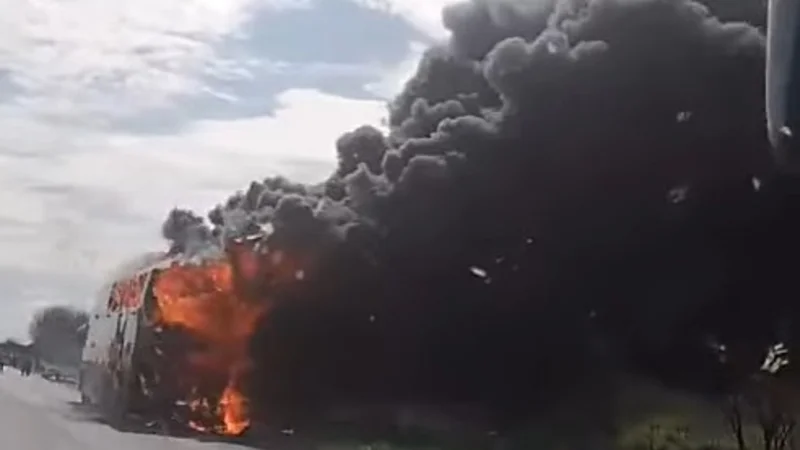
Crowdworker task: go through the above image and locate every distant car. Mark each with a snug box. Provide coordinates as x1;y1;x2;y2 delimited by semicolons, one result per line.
41;368;63;382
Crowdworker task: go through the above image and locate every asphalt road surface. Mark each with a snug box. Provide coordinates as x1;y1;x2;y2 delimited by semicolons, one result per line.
0;369;254;450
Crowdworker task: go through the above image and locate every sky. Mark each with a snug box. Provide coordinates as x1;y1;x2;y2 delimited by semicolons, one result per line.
0;0;459;340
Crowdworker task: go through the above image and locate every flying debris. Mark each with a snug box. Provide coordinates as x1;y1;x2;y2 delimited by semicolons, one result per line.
761;343;790;374
667;185;690;204
469;267;488;278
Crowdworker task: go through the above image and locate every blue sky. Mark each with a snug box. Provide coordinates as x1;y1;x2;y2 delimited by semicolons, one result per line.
0;0;457;339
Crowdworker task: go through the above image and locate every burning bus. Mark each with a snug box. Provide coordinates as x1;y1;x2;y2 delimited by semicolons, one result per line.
79;256;166;428
79;237;271;436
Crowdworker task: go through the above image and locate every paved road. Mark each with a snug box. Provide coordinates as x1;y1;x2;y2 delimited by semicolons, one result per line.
0;369;254;450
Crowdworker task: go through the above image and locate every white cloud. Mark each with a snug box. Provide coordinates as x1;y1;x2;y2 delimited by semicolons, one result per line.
353;0;458;103
352;0;460;38
0;88;386;271
0;0;310;123
366;41;427;99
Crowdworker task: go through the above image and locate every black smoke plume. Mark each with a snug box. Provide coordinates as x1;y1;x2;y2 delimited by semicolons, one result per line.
161;0;800;430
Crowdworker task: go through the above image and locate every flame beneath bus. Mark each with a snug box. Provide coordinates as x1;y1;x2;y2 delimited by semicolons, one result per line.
152;259;266;435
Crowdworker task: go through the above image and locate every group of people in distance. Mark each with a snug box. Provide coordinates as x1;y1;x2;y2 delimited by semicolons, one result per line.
0;353;35;376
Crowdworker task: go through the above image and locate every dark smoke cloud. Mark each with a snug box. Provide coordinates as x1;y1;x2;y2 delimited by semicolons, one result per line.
162;208;213;255
160;0;800;428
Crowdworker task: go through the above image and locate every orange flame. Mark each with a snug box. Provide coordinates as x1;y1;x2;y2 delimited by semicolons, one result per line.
220;380;249;435
153;260;266;435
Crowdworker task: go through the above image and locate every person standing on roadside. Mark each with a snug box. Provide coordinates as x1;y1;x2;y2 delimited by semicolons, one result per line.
21;358;31;376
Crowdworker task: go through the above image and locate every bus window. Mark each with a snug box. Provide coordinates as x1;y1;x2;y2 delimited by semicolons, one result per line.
105;275;147;313
111;274;147;311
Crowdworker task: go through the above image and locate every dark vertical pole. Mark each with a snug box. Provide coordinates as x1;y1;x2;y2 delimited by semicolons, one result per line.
767;0;800;170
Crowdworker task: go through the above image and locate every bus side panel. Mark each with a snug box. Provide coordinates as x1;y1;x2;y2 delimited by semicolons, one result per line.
79;270;149;419
80;308;120;405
